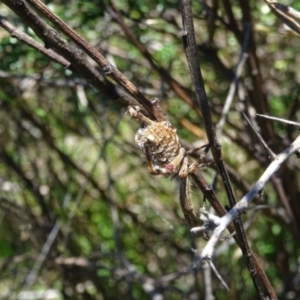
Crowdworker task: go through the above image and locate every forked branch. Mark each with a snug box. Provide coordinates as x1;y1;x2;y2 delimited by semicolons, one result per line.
195;134;300;261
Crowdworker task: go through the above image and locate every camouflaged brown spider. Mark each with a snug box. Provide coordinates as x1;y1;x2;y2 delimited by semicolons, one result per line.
129;104;226;237
128;103;213;231
128;105;201;179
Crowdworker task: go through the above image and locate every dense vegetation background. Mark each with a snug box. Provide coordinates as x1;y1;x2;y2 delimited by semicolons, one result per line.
0;0;299;299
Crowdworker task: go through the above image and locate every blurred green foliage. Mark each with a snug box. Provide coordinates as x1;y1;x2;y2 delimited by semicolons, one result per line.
0;0;299;299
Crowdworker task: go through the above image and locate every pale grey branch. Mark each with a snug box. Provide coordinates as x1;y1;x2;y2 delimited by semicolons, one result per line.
196;134;300;261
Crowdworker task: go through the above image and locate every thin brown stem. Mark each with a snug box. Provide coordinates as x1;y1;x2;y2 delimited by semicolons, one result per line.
180;0;276;298
23;0;163;121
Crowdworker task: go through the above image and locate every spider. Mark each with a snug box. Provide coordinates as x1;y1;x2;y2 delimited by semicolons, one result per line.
128;103;213;231
128;104;203;179
128;105;230;239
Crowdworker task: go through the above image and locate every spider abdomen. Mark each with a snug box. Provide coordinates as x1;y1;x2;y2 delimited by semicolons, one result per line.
135;121;181;168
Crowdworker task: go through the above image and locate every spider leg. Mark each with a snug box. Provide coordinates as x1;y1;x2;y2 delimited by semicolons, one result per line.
128;106;154;126
180;143;211;177
178;154;205;178
165;147;187;179
166;147;185;173
185;143;208;155
144;146;160;175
